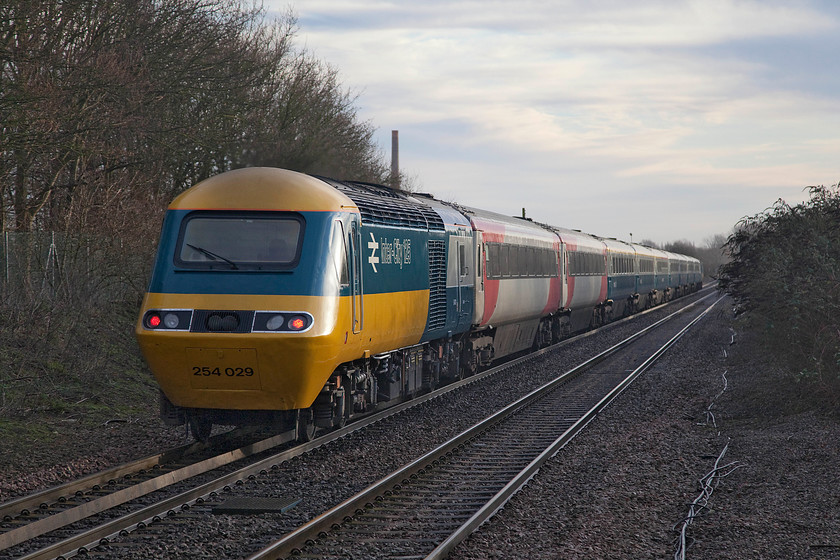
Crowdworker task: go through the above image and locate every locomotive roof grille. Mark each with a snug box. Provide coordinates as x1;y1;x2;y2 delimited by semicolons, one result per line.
318;177;445;231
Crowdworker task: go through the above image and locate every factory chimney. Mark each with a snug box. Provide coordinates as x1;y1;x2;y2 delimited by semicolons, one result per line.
391;130;399;189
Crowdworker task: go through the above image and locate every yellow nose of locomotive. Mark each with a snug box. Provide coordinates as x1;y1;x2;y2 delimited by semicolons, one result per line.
136;293;356;411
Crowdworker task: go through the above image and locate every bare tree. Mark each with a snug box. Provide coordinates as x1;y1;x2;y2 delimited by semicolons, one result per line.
2;0;392;233
240;51;389;182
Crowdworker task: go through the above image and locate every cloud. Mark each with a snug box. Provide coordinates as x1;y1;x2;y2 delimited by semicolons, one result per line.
294;0;834;41
268;0;840;243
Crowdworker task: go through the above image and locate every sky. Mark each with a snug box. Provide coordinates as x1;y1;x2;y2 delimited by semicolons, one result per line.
264;0;840;246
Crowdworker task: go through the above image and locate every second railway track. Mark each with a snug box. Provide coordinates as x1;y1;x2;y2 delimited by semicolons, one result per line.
249;292;723;559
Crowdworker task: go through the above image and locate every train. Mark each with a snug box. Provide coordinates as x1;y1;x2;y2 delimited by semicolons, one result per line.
135;167;702;441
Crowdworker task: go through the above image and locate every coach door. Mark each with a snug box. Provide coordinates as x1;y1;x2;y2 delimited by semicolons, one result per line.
453;235;473;329
473;233;485;325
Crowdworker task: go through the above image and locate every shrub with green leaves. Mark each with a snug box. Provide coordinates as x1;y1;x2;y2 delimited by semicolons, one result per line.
718;183;840;408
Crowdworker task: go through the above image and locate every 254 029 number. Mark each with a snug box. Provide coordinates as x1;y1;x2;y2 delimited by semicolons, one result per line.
192;366;254;377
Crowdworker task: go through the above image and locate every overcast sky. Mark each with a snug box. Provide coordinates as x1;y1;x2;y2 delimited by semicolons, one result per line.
265;0;840;246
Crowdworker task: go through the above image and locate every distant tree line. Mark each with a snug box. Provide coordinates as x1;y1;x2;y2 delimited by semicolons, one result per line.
719;183;840;408
0;0;391;236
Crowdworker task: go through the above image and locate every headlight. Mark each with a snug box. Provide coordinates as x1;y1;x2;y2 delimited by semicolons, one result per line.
143;309;193;330
253;311;313;333
266;315;285;330
163;313;180;328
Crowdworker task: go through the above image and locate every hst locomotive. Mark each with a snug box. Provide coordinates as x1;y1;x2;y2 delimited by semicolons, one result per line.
136;167;702;441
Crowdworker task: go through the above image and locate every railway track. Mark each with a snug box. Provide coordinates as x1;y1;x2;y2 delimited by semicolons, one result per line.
0;428;301;560
248;292;723;559
0;287;717;560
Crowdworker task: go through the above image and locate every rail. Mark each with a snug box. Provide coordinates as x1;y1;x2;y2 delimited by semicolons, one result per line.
247;294;722;559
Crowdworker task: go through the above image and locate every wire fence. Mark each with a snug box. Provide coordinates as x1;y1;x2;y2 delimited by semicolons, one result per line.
0;231;151;306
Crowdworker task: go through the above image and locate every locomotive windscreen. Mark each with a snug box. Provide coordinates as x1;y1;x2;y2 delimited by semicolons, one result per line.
175;211;304;270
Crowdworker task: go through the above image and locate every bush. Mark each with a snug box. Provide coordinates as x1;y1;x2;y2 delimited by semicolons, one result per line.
718;183;840;409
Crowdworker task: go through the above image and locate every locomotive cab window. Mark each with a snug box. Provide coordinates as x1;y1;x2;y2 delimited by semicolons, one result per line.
176;212;304;270
330;221;349;286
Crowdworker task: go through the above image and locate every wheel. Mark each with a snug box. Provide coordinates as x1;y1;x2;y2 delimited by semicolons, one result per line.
188;414;213;443
296;408;317;443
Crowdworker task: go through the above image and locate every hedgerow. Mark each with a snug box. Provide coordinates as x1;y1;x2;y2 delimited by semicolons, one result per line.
718;183;840;409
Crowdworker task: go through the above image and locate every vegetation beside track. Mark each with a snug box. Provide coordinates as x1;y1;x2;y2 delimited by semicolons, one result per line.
0;299;162;475
0;0;396;474
719;181;840;410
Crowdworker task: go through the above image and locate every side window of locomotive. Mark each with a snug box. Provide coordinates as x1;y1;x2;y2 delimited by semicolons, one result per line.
330;221;349;286
176;212;304;270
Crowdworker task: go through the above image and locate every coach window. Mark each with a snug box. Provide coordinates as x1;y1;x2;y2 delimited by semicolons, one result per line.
487;243;498;279
509;245;518;277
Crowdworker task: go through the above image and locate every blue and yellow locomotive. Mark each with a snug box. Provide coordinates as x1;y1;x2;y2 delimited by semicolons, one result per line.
136;168;473;440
